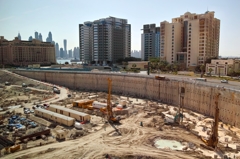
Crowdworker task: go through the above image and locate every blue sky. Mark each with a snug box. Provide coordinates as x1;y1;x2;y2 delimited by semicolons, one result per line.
0;0;240;56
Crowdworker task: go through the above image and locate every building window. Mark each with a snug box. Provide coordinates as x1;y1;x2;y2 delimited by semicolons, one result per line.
225;62;228;64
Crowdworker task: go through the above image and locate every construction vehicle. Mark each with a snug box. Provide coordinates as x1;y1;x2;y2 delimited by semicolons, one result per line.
155;76;166;80
155;75;170;81
201;93;221;148
53;88;60;94
73;100;94;110
101;78;120;123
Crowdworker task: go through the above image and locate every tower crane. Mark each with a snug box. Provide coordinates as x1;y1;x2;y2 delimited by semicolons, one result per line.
201;93;221;148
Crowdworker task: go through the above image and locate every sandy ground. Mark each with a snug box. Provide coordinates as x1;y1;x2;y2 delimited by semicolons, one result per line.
1;70;240;159
2;111;207;159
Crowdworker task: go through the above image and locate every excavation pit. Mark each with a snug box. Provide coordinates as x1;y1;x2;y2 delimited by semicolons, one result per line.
154;139;185;150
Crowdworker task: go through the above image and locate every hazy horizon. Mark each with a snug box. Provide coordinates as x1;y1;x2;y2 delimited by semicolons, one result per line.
1;0;240;56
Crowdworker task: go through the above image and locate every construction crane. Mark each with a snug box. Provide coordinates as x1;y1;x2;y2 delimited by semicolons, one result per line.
101;78;120;123
201;93;221;148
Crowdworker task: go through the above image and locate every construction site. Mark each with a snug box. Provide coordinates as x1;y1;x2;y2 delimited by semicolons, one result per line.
0;70;240;159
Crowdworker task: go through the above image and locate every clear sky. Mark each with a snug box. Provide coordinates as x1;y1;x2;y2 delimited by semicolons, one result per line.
0;0;240;56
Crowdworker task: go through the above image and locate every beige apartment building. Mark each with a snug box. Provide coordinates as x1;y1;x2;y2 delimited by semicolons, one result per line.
206;59;240;76
0;36;56;66
160;11;220;69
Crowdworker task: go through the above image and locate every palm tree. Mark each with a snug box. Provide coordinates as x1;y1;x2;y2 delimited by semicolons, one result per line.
208;68;213;76
200;65;205;78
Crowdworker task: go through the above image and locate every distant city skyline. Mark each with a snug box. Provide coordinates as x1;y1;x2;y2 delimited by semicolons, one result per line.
1;0;240;57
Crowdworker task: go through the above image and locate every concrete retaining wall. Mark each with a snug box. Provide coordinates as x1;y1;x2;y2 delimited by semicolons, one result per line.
13;70;240;128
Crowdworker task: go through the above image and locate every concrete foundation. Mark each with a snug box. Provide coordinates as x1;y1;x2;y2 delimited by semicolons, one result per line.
13;70;240;128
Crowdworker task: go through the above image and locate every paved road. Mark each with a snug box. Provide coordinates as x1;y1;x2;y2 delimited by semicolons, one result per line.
8;69;240;91
135;71;240;91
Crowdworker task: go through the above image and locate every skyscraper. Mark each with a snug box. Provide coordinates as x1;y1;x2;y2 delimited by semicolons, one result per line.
63;39;67;58
73;47;77;58
34;31;38;40
79;16;131;64
55;43;59;58
159;11;220;69
28;36;33;41
141;24;160;61
68;49;72;58
39;33;43;41
17;33;21;40
60;48;64;58
48;32;52;43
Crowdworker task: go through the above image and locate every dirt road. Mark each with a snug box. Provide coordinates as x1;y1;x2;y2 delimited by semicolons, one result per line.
3;112;206;159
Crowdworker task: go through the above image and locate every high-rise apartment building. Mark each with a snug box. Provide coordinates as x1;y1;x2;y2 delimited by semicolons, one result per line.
0;36;56;66
141;24;160;61
79;16;131;64
159;11;220;69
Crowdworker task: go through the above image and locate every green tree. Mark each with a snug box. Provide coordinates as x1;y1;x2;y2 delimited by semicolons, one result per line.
200;65;205;78
172;62;179;72
158;60;168;71
228;68;234;77
149;57;160;63
166;64;172;71
208;68;213;76
122;61;128;69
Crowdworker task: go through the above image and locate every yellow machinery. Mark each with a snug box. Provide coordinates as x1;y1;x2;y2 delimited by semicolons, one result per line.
102;78;120;123
201;93;221;148
73;100;94;110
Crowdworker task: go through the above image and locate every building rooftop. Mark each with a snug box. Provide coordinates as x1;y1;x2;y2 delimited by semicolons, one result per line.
35;108;74;121
50;105;90;117
74;99;94;103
